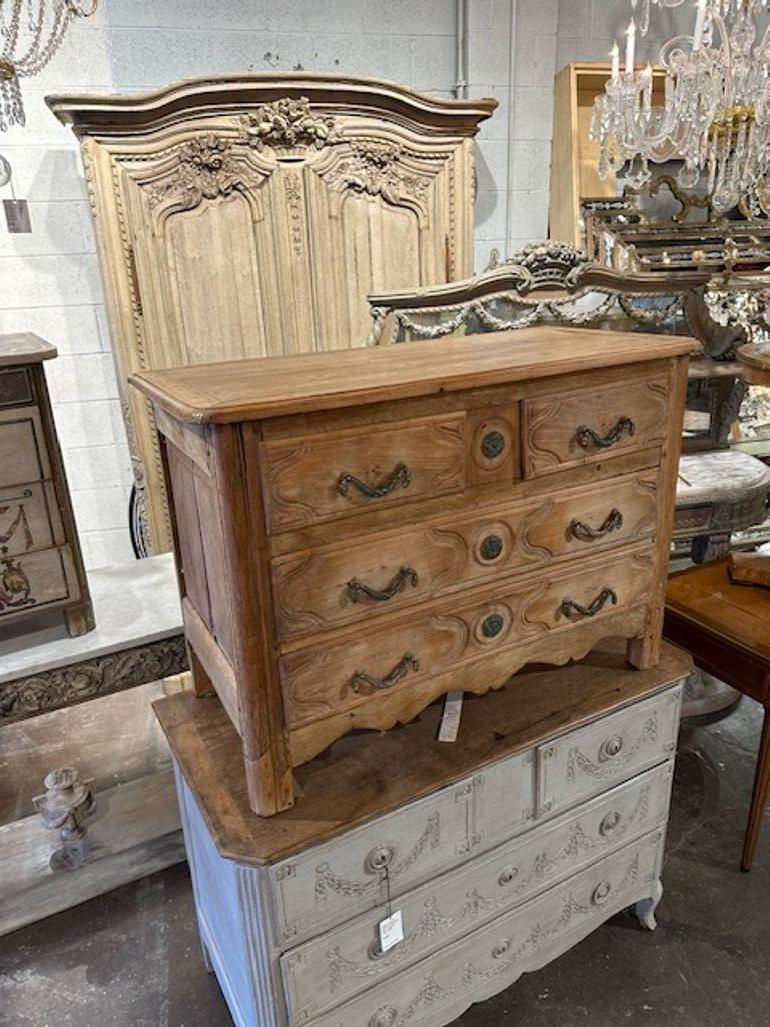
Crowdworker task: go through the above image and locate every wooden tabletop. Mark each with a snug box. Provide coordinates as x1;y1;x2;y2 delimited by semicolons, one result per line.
666;559;770;662
0;332;56;366
154;640;692;865
130;327;696;425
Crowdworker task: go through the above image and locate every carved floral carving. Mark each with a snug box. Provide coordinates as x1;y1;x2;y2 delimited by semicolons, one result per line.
147;134;260;211
0;635;188;722
0;551;33;610
326;142;429;207
239;96;337;154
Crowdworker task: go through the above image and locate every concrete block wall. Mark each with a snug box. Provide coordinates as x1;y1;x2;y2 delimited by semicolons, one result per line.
0;0;684;570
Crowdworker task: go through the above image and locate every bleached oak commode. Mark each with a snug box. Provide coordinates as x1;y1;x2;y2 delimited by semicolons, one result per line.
156;641;690;1027
133;325;694;816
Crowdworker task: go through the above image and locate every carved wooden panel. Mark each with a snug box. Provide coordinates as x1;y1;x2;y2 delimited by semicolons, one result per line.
271;470;657;640
261;412;467;532
48;78;496;552
0;407;51;487
536;688;681;817
522;376;670;477
0;480;63;557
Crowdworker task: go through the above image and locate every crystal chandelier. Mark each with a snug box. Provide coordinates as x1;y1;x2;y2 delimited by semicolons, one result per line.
590;0;770;214
0;0;98;131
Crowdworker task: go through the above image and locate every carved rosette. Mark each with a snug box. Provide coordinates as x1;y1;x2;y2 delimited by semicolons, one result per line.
325;142;430;212
238;96;338;157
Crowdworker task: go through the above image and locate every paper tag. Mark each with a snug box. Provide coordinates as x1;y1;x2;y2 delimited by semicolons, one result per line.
438;690;464;743
378;909;404;953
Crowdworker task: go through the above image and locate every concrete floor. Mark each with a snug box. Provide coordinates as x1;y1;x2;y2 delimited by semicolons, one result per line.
2;699;770;1027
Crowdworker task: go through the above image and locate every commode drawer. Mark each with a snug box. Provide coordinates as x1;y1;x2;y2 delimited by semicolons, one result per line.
0;366;34;408
260;412;467;532
308;829;662;1027
522;375;668;477
0;407;51;488
0;545;78;617
269;778;481;947
0;480;63;557
279;763;672;1024
536;685;681;817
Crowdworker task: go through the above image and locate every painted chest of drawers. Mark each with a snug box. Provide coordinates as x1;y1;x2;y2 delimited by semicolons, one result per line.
156;641;690;1027
0;333;92;636
133;325;694;815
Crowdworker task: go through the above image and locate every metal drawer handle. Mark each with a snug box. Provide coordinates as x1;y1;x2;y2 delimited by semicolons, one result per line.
560;587;617;619
591;881;612;906
575;417;635;450
599;734;624;761
570;508;624;541
599;810;622;836
350;653;419;693
338;463;411;500
347;565;418;604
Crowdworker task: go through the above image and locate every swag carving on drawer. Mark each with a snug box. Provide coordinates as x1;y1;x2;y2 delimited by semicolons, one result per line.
132;326;694;814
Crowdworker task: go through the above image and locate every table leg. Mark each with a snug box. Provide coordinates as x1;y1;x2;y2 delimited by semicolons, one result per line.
742;708;770;872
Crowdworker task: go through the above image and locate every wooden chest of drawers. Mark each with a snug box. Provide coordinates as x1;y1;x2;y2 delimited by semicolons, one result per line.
132;326;694;815
156;641;690;1027
0;334;92;636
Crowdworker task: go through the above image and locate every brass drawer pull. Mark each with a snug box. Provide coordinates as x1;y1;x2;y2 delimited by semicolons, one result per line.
560;587;617;619
347;565;418;604
570;508;623;541
338;463;411;500
575;417;635;450
350;653;419;693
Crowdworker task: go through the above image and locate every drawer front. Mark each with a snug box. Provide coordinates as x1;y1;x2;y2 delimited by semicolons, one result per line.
523;375;668;477
280;546;655;728
271;471;657;641
269;780;480;947
536;686;681;817
260;413;467;532
0;367;34;408
281;764;672;1024
0;545;78;618
0;481;63;557
0;407;50;488
309;830;662;1027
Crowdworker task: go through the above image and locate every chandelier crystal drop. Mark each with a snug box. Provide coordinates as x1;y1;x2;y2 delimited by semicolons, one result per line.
590;0;770;214
0;0;98;131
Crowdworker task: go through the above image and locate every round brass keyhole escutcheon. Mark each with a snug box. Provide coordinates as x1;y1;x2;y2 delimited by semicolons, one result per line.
482;613;504;638
481;430;505;460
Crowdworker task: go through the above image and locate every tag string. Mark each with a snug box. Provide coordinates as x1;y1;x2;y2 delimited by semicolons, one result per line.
383;864;393;919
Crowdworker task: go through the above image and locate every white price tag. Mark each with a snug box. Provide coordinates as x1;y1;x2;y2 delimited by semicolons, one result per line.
438;691;464;743
378;909;404;953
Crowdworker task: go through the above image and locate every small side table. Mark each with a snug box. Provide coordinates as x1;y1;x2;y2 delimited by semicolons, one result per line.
665;559;770;871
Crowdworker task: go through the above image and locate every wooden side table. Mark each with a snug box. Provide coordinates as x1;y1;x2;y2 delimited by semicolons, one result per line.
665;560;770;871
